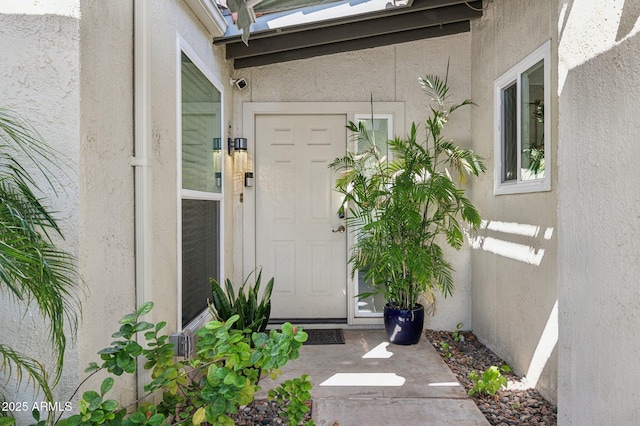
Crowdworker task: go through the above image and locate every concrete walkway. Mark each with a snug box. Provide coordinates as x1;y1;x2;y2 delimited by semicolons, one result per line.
257;328;490;426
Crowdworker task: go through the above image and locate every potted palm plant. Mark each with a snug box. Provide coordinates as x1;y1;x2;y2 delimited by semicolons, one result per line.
330;70;485;345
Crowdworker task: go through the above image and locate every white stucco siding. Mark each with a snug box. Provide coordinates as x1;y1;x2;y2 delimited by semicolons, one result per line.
558;1;640;424
235;33;474;331
77;0;137;404
0;0;233;417
469;0;559;403
0;4;83;420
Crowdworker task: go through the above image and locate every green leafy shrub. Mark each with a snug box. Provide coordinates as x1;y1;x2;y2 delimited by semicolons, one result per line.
55;301;312;426
268;375;315;426
468;365;512;396
209;268;274;333
440;341;452;359
452;322;464;342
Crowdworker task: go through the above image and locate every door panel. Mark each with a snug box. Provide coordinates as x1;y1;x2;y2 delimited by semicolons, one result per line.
255;114;347;319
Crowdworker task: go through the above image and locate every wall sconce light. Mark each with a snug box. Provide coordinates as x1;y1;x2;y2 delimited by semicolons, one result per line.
227;137;234;156
227;137;253;187
234;137;247;152
227;137;247;156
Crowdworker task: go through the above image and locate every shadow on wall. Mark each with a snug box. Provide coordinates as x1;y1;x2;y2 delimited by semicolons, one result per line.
469;219;557;389
469;220;553;266
617;0;640;41
561;0;640;49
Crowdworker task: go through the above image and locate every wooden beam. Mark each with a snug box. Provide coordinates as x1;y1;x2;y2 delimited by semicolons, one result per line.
225;2;482;60
215;0;477;45
233;20;471;69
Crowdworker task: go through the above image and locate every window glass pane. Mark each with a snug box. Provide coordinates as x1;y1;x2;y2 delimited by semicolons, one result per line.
356;268;386;315
502;82;517;182
181;53;222;193
521;60;545;181
182;199;220;326
356;118;389;156
354;117;389;316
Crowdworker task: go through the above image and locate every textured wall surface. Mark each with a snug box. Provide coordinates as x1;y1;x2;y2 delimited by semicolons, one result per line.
0;0;234;418
469;0;559;403
558;0;640;423
77;0;137;406
0;4;83;421
234;33;475;331
0;0;138;417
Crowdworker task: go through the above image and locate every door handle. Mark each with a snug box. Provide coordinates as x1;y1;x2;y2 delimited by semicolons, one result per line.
332;225;346;233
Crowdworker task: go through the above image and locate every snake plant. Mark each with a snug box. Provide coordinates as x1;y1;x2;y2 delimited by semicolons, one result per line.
209;269;274;333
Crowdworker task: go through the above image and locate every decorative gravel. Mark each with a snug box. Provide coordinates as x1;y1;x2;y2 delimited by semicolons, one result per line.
231;398;312;425
424;329;558;426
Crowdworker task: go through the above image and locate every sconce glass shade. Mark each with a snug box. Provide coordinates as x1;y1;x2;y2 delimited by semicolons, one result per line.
234;137;247;151
228;137;248;155
213;138;222;151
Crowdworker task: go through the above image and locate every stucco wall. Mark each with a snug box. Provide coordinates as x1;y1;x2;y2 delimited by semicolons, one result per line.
469;0;559;403
0;3;83;420
76;0;137;405
0;0;234;418
234;33;475;331
558;0;640;423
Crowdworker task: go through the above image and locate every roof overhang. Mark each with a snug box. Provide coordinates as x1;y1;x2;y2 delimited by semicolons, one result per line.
185;0;229;37
214;0;483;69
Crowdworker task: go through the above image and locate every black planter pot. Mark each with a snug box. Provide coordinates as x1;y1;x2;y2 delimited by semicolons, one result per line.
383;303;425;345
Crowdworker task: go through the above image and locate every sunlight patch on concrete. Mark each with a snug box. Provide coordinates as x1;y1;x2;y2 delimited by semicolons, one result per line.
320;373;405;387
427;382;461;387
362;342;394;359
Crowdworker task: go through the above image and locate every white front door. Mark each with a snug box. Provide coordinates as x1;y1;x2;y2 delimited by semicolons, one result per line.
255;114;347;319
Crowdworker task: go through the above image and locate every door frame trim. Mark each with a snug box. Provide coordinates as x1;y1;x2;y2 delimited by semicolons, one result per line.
242;102;405;325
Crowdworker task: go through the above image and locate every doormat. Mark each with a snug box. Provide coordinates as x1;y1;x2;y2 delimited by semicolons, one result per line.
304;328;345;345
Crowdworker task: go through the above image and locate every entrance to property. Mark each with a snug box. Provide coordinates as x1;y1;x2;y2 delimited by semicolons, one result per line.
254;114;347;320
243;102;403;324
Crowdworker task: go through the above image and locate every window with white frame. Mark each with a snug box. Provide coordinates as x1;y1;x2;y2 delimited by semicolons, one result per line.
352;114;393;317
179;50;224;328
494;41;550;195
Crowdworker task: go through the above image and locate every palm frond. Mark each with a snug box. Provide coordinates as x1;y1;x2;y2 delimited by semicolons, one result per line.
419;74;449;109
0;344;53;404
329;66;485;310
0;109;80;388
